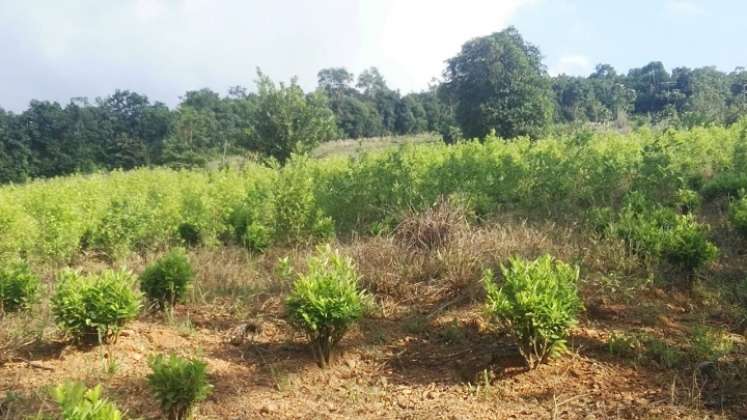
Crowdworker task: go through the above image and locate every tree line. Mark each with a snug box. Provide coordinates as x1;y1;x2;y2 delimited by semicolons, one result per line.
1;26;746;183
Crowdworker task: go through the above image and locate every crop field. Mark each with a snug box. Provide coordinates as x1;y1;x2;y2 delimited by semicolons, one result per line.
1;125;747;419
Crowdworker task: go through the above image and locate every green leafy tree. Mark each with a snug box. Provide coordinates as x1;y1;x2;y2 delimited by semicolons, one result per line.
443;27;554;139
249;70;337;162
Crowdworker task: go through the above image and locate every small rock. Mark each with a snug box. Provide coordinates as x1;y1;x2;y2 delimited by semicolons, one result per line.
259;403;277;415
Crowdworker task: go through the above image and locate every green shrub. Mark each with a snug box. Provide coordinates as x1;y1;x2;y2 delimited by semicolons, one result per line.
51;269;141;343
688;325;733;363
607;332;641;359
50;382;123;420
147;354;213;420
674;188;701;214
701;172;747;199
612;202;677;257
230;176;276;252
660;214;718;274
0;261;39;314
613;203;717;277
274;157;335;244
642;336;685;369
482;255;583;369
140;249;194;310
729;197;747;237
585;206;614;235
285;245;366;368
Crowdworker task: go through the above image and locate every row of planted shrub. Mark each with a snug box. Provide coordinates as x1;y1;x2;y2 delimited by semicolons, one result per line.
2;123;747;263
1;243;579;370
4;242;742;419
47;352;212;420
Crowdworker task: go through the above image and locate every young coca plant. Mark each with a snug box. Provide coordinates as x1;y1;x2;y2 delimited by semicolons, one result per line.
285;245;366;368
0;261;39;315
147;354;213;420
51;269;141;344
51;382;124;420
140;248;194;310
483;255;583;369
730;196;747;238
660;214;718;277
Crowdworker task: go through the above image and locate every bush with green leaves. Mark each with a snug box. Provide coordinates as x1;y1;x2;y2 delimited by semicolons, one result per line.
147;354;213;420
642;336;685;369
612;201;678;258
730;196;747;237
50;382;123;420
51;269;141;343
612;201;717;277
660;214;718;274
674;188;701;214
688;325;733;363
0;261;39;314
230;175;277;252
482;255;583;369
140;249;194;310
285;245;366;368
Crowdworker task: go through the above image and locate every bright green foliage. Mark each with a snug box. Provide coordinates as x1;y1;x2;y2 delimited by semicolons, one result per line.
50;382;123;420
729;196;747;237
0;261;39;314
659;214;718;273
0;123;744;264
51;269;141;343
285;245;366;368
688;325;733;363
675;188;701;213
482;255;583;369
273;157;335;243
613;200;717;275
140;249;194;310
612;196;678;257
147;354;213;420
249;70;338;163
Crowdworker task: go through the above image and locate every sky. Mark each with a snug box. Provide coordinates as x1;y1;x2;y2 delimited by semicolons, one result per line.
1;0;745;112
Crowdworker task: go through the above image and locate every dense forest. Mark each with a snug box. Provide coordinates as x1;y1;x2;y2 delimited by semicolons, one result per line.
1;27;746;183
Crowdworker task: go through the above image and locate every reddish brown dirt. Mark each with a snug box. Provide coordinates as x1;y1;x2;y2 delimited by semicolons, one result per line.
2;299;744;419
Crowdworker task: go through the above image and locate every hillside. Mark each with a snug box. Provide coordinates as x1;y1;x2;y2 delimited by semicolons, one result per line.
1;126;747;419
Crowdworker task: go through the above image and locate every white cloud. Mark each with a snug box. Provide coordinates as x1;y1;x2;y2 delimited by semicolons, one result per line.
666;0;705;16
0;0;534;111
134;0;167;21
549;54;593;76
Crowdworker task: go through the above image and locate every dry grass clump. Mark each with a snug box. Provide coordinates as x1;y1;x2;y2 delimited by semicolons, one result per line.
0;307;55;366
394;198;470;253
350;217;592;308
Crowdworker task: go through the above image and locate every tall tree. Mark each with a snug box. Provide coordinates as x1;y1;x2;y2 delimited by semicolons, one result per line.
443;27;554;139
249;69;338;162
